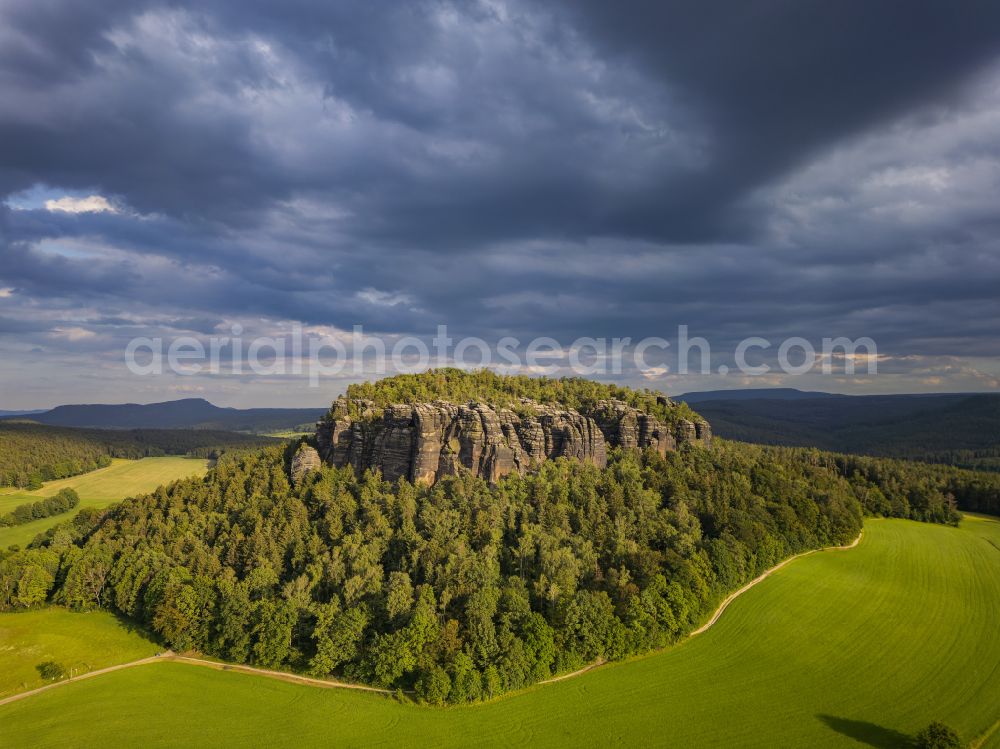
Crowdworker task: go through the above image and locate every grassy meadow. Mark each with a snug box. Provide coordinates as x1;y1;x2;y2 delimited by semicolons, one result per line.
0;608;158;700
1;516;998;747
0;457;209;549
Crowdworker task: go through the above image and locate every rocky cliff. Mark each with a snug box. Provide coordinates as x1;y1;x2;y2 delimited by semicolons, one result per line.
290;443;321;486
315;396;711;486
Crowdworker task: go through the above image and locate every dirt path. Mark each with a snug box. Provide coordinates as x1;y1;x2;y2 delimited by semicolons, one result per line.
539;659;606;684
0;653;167;707
0;651;392;708
689;530;863;638
162;654;392;694
0;531;863;707
970;716;1000;749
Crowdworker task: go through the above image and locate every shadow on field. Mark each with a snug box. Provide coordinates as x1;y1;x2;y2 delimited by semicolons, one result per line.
107;609;165;650
817;715;913;748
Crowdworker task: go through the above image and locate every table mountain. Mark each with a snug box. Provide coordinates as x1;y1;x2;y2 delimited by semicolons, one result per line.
316;396;711;485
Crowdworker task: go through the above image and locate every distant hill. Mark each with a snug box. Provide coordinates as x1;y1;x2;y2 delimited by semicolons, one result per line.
1;398;325;433
0;410;46;417
688;392;1000;470
675;388;837;404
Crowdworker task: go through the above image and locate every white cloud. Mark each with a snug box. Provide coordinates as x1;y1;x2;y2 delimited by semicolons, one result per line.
356;288;415;307
44;195;117;214
0;288;13;297
864;165;952;192
52;327;97;341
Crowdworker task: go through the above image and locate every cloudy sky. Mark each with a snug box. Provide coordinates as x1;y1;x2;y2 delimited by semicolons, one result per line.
2;0;1000;408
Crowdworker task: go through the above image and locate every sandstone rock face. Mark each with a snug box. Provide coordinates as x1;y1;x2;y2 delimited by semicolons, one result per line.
290;444;321;486
591;399;678;455
316;396;711;486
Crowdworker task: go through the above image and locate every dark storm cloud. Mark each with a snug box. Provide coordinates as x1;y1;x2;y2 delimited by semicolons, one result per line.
0;0;146;84
0;0;709;236
553;0;1000;223
2;1;998;234
0;0;999;405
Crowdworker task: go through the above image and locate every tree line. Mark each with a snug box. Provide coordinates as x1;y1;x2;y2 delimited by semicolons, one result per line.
0;488;80;528
0;422;278;489
2;434;990;703
815;447;999;518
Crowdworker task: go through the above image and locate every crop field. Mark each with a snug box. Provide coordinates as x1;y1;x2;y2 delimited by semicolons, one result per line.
0;457;209;549
1;516;998;747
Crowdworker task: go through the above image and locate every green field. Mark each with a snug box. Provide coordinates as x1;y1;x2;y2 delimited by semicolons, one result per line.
1;516;998;747
0;608;159;700
261;430;312;439
0;457;209;549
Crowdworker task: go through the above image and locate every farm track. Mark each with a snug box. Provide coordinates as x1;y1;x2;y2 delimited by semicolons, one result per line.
0;655;164;707
0;652;392;707
163;654;393;695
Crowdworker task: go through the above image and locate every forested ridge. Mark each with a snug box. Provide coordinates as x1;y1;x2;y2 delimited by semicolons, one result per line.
2;432;991;704
691;393;1000;470
339;368;701;423
0;423;278;489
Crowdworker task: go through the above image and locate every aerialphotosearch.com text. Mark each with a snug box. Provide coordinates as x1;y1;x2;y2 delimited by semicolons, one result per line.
124;325;878;386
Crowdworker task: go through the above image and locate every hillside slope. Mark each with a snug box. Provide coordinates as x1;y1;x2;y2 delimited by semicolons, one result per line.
2;518;997;748
685;392;1000;466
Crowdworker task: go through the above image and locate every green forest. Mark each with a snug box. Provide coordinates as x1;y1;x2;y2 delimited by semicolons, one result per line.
338;368;701;423
0;423;276;489
0;373;994;705
1;431;989;704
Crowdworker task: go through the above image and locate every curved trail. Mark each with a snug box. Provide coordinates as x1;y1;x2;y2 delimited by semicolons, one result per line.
538;530;863;685
0;531;863;707
539;659;606;684
689;530;862;638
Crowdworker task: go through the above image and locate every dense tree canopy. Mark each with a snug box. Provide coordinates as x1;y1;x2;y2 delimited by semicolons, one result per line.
2;431;989;703
818;449;1000;519
339;369;701;423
